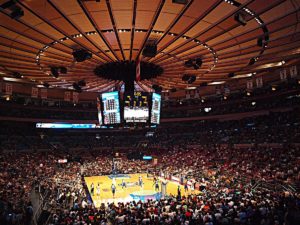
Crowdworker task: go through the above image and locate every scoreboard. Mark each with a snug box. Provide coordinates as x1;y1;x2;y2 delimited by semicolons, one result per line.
124;92;149;123
97;91;161;126
101;91;121;125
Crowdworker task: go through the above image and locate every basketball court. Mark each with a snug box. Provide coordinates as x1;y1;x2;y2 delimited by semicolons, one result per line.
84;173;198;207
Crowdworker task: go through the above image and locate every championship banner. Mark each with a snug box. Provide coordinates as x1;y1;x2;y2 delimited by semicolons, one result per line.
64;91;71;102
41;89;47;99
72;92;79;103
290;65;298;78
5;83;12;95
280;69;287;80
256;77;263;88
246;80;253;90
31;87;38;98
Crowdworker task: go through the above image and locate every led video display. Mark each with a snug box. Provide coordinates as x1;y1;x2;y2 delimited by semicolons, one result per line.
151;93;161;124
101;91;121;125
96;96;103;125
124;92;149;123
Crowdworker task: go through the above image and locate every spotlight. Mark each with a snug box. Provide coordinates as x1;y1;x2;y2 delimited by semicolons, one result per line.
246;92;251;96
50;67;59;78
228;72;235;78
73;49;92;62
172;0;188;4
248;58;256;66
272;86;276;91
234;12;247;26
60;67;68;74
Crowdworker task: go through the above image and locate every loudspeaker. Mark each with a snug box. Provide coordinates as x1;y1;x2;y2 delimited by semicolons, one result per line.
142;44;157;57
182;74;190;81
73;49;92;62
184;59;194;68
234;13;247;26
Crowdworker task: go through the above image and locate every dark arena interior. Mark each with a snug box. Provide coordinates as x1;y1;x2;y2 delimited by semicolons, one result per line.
1;0;300;225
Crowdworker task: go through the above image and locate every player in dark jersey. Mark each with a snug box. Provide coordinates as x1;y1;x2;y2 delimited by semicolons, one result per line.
111;183;116;198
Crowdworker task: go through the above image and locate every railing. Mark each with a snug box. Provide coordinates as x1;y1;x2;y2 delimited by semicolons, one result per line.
31;185;49;225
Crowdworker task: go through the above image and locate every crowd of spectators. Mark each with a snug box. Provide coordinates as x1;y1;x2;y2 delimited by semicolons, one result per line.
0;102;299;224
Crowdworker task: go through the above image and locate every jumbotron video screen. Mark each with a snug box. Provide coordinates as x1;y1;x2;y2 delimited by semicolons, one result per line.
101;91;121;125
124;92;149;123
151;93;161;124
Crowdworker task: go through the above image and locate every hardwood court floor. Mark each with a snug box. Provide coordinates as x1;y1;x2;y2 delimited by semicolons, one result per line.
84;173;198;207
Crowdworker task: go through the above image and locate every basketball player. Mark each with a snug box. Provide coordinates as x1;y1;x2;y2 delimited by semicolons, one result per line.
177;185;181;198
96;182;101;196
138;175;143;187
90;183;94;196
121;179;126;189
184;182;188;193
153;176;157;187
154;180;159;191
111;183;116;198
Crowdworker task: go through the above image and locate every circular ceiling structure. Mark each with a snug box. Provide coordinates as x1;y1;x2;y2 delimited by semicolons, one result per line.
0;0;300;92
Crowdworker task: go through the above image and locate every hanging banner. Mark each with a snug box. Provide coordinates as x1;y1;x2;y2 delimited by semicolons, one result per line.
64;91;71;102
73;92;79;103
41;89;47;99
280;69;287;80
246;80;253;90
290;65;298;78
5;83;12;95
31;87;38;98
256;77;263;88
194;90;199;98
185;90;190;99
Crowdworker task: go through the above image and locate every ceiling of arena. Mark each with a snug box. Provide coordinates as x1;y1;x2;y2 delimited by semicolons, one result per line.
0;0;300;92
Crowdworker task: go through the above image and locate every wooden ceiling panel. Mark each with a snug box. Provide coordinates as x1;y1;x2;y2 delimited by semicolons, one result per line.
0;0;299;92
